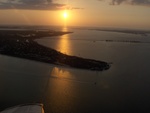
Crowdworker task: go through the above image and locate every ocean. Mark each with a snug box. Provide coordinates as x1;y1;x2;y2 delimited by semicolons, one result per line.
0;26;150;113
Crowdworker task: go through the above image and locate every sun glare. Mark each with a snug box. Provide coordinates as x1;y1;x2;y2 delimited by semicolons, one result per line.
63;11;68;19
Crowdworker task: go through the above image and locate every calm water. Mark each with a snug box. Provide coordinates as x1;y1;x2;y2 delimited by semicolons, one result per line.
1;28;150;113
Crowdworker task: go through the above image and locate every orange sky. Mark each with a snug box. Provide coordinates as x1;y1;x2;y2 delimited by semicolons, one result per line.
0;0;150;29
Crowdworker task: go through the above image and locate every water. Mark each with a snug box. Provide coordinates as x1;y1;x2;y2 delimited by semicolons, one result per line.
1;27;150;113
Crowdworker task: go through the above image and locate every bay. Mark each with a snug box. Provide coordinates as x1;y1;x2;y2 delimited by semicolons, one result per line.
1;27;150;113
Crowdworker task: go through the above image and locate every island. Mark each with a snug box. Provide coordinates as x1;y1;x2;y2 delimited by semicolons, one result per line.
89;28;150;36
0;29;110;71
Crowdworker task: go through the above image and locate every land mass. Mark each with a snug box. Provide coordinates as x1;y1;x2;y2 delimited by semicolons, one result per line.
89;28;150;36
0;29;110;71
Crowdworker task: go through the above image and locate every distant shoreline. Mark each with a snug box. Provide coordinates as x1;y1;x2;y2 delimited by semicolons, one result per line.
0;29;110;71
88;28;150;36
69;26;150;36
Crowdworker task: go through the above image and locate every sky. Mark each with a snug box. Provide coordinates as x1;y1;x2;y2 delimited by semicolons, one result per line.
0;0;150;29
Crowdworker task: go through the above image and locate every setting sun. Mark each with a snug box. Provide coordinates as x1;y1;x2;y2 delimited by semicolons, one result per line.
63;11;68;19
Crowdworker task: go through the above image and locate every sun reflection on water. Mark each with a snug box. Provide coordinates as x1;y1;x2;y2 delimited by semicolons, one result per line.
62;27;68;32
45;67;77;112
50;67;75;80
57;27;72;55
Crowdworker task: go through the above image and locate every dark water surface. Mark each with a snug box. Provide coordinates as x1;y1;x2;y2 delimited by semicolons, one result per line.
1;28;150;113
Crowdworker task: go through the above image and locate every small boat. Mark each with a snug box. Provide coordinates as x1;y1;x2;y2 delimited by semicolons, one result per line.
0;103;44;113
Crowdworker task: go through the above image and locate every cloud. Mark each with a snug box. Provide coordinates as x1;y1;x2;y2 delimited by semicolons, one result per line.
0;0;66;10
98;0;150;6
71;7;84;10
54;4;84;10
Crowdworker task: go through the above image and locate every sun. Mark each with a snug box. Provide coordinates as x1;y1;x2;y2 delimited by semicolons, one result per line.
63;11;68;19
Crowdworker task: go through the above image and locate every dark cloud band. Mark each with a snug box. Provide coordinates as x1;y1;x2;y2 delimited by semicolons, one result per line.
0;0;65;10
98;0;150;6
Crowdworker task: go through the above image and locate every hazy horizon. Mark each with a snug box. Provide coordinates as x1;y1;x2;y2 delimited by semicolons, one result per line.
0;0;150;29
